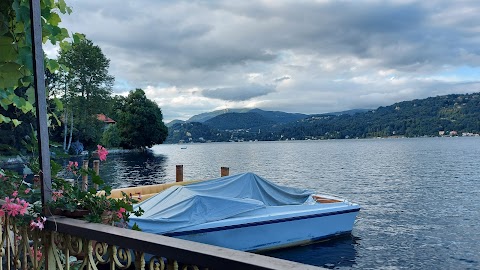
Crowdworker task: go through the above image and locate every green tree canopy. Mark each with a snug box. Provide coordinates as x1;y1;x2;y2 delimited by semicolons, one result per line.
117;89;168;149
57;38;114;149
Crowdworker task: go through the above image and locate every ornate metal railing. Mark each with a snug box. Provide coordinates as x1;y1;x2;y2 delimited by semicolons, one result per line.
0;214;324;270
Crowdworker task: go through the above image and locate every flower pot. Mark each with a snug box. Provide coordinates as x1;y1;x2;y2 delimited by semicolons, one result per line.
52;208;90;218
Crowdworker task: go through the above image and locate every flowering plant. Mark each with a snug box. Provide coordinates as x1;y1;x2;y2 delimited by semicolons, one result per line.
0;169;45;230
48;145;143;225
0;145;143;228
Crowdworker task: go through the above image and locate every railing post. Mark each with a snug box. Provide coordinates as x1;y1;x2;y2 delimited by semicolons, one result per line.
29;2;52;270
176;165;183;182
82;160;89;190
221;167;229;177
29;0;52;209
93;160;100;189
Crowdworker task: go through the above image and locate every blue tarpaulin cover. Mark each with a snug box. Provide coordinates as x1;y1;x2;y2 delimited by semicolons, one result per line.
128;172;314;234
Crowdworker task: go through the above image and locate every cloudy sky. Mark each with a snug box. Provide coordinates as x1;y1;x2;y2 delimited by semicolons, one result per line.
48;0;480;122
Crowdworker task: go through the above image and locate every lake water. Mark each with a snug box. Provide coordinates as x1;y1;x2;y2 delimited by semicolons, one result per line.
95;137;480;269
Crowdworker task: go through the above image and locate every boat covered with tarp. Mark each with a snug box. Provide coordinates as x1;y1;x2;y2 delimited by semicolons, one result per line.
129;172;360;251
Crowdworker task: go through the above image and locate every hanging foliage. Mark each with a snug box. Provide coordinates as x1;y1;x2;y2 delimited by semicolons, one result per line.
0;0;81;126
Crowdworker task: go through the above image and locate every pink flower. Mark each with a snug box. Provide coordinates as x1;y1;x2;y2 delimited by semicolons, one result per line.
67;161;79;172
52;190;63;202
30;217;46;231
116;207;126;219
12;191;18;197
29;246;43;262
2;197;29;217
97;145;109;161
24;188;31;194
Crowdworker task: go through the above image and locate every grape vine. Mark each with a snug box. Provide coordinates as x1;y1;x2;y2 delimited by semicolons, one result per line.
0;0;80;126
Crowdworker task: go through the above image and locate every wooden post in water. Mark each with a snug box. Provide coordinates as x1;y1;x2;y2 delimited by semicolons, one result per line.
221;167;229;177
176;165;184;182
93;160;100;190
82;160;89;191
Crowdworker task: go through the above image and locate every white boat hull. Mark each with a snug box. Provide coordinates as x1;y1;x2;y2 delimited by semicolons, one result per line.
165;204;360;252
129;173;361;252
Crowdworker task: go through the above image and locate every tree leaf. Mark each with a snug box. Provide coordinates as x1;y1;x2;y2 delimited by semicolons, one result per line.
19;46;33;72
20;100;33;114
0;98;12;109
51;111;61;126
47;12;61;26
47;58;60;71
0;114;11;123
53;97;63;110
72;32;85;44
92;174;103;185
12;119;22;126
57;0;67;13
26;86;36;104
0;63;23;89
0;36;14;46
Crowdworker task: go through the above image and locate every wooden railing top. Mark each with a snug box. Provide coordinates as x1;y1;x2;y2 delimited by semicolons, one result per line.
46;216;325;270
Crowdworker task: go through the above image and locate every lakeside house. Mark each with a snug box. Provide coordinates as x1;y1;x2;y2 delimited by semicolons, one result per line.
97;113;116;124
97;113;116;130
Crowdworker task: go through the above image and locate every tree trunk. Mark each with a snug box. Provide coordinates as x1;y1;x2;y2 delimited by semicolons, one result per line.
63;109;68;151
67;112;74;151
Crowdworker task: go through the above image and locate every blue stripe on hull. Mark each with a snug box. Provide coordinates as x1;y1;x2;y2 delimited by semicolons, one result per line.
165;207;360;237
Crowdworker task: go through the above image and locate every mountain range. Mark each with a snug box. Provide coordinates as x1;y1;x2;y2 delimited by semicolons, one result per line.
165;93;480;143
166;108;365;127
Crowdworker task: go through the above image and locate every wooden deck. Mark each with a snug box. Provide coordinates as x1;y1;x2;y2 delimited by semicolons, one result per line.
312;195;342;203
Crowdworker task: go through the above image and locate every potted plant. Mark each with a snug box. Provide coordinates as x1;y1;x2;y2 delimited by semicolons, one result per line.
0;145;143;227
49;177;143;225
47;145;144;226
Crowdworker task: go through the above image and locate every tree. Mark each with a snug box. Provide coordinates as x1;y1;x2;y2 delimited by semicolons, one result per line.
101;124;120;148
58;38;114;149
117;89;168;149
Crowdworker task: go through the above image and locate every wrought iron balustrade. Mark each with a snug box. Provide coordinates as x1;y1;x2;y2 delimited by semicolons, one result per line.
0;213;324;270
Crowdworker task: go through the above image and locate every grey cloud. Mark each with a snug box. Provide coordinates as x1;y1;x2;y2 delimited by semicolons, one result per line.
59;0;480;119
201;84;276;101
274;76;290;83
64;1;480;74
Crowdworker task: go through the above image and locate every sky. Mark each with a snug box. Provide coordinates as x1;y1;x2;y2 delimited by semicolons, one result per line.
46;0;480;122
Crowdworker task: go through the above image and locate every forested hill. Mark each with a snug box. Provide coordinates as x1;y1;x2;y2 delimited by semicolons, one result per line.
167;108;308;127
204;112;276;130
280;93;480;139
166;93;480;143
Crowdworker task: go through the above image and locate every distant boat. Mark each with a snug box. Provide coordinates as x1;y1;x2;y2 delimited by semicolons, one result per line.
129;173;360;252
180;146;187;149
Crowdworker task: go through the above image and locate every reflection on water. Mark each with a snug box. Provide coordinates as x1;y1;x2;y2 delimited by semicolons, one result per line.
261;235;360;269
59;151;169;188
99;151;169;188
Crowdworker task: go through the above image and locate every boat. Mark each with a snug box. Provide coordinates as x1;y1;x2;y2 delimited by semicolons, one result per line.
128;173;360;252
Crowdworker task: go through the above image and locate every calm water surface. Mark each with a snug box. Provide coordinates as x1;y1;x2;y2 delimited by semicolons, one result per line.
95;137;480;269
